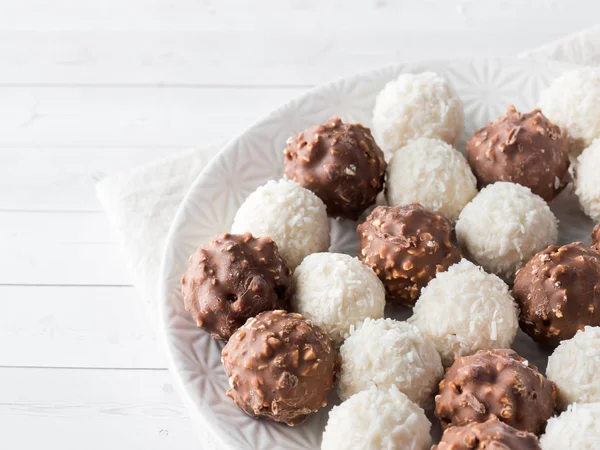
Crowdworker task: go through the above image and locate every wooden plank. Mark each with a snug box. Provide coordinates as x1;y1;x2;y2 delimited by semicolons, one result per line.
0;211;131;284
0;29;581;86
0;147;192;211
0;367;198;449
0;86;303;147
0;0;597;32
0;285;167;368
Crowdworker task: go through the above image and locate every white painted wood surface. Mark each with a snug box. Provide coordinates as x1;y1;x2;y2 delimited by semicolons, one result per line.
0;1;595;448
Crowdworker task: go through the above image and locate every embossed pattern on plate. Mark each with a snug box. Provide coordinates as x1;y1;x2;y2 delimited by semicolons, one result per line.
159;58;591;449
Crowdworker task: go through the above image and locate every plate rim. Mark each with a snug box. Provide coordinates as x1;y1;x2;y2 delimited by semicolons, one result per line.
157;56;582;450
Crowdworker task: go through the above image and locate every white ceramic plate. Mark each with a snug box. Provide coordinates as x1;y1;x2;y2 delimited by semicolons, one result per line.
159;58;593;449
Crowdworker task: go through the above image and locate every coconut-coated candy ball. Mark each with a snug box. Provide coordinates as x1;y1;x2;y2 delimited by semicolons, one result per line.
466;105;569;202
337;318;443;407
546;326;600;409
435;349;557;435
321;386;432;450
513;242;600;348
385;137;477;222
455;182;558;281
539;403;600;450
181;232;291;341
291;253;385;347
231;179;329;270
284;117;386;220
409;259;518;367
539;68;600;157
575;139;600;222
372;71;464;156
434;419;541;450
221;310;336;426
357;203;462;306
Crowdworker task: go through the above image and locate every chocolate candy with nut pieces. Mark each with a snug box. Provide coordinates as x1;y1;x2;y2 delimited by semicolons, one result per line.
284;117;386;220
434;419;541;450
513;242;600;347
221;310;337;426
592;223;600;251
181;232;291;341
357;203;462;306
435;349;557;435
466;105;569;201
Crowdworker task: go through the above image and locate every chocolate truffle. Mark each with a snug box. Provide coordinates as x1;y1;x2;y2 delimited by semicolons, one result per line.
283;117;386;220
513;242;600;347
466;105;569;202
221;310;336;426
357;203;462;306
181;233;291;341
593;223;600;251
434;419;541;450
435;349;557;435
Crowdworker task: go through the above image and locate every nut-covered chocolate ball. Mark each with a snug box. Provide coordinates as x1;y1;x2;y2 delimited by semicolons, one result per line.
592;223;600;251
435;349;557;435
284;117;386;220
513;242;600;347
181;233;291;341
466;105;569;201
221;310;337;426
357;204;462;306
434;419;541;450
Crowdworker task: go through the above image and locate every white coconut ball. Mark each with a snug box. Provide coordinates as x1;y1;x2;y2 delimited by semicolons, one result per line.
455;181;558;280
409;259;518;366
291;253;385;346
372;72;464;156
546;326;600;409
321;386;432;450
386;137;477;221
575;139;600;222
539;68;600;157
231;179;329;269
337;318;443;407
539;403;600;450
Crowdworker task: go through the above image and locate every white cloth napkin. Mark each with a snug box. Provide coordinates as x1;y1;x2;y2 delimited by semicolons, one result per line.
97;26;600;327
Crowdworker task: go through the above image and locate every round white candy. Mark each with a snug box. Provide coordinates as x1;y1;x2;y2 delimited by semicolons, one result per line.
575;139;600;222
409;259;518;366
539;403;600;450
386;137;477;221
291;253;385;346
231;179;329;269
539;68;600;157
547;326;600;409
321;386;431;450
455;182;558;280
337;318;443;407
372;72;464;156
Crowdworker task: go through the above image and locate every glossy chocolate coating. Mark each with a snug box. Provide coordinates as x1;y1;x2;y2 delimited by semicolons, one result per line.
221;310;337;426
284;117;386;220
357;203;461;306
592;223;600;252
513;242;600;347
181;233;291;340
466;105;569;201
435;349;557;435
434;419;541;450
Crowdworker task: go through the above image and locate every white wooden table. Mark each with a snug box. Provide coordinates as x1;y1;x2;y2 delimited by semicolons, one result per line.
0;1;597;448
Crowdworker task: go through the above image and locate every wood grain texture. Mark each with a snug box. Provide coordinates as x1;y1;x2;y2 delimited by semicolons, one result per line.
0;147;190;211
0;367;197;449
0;87;302;147
0;286;165;368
